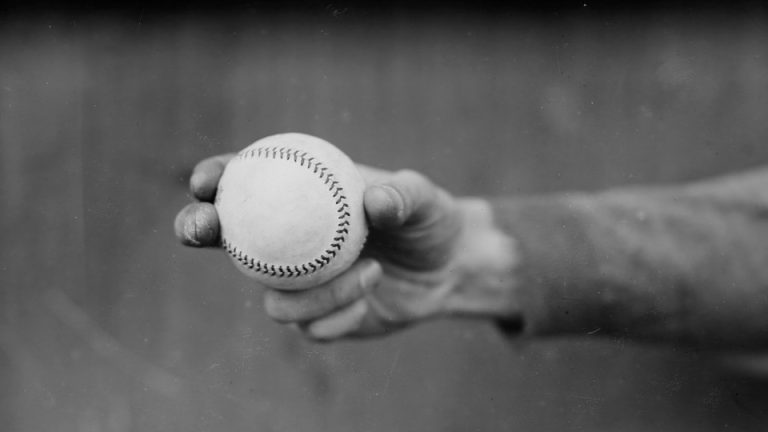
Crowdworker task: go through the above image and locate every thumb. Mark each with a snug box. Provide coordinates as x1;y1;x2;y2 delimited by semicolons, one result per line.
364;169;441;230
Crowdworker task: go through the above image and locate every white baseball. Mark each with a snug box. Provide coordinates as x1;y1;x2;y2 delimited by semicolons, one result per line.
215;133;368;290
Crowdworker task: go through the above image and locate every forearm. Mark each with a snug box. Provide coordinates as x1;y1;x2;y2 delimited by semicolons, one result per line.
487;169;768;350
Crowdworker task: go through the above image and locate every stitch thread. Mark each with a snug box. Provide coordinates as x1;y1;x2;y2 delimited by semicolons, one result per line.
221;146;353;278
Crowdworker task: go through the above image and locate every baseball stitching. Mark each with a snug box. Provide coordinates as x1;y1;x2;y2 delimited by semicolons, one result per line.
221;145;352;278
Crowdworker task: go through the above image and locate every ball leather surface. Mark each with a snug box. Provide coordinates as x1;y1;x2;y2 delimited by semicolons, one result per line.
215;133;368;290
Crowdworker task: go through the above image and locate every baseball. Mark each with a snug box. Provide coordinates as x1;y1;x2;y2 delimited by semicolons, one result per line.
215;133;368;290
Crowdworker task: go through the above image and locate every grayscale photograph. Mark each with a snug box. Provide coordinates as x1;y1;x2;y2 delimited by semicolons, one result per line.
1;1;767;431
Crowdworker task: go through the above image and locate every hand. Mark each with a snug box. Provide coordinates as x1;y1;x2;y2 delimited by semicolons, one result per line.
175;154;520;341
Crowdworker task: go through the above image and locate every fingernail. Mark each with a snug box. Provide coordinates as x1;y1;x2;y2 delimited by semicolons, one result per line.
369;185;405;228
189;170;203;186
194;205;219;245
175;204;219;247
174;207;200;247
189;171;206;193
183;216;202;246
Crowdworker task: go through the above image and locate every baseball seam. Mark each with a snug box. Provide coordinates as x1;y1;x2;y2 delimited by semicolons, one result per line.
221;145;352;279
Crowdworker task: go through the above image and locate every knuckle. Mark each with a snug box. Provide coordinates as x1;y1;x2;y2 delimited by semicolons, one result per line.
303;330;333;343
395;169;428;187
395;169;436;200
322;283;348;311
327;274;363;306
263;291;292;322
357;260;381;294
296;322;327;342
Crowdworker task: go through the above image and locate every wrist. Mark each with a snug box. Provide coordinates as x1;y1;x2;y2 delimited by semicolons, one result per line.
441;198;522;321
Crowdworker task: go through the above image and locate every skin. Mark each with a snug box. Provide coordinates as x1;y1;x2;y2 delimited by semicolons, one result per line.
175;156;768;352
174;154;522;341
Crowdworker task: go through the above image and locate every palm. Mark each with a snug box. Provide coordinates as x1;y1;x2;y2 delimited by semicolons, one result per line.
352;166;463;331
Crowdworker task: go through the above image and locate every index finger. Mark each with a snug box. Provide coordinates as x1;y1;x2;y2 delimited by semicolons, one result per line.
190;153;236;202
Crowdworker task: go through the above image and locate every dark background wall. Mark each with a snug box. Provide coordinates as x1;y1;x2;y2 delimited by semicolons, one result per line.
2;4;768;431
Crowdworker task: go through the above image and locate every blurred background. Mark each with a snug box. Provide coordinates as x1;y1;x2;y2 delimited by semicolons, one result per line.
2;2;768;431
